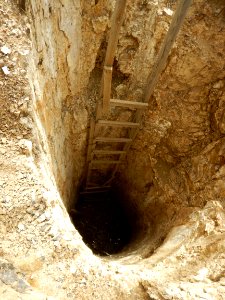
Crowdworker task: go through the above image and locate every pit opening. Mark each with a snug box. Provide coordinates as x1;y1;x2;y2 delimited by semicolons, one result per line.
71;187;136;256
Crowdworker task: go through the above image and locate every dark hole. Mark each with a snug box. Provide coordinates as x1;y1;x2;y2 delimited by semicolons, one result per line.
71;189;133;256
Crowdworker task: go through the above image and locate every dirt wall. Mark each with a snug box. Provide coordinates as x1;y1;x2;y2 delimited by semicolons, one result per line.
116;0;225;255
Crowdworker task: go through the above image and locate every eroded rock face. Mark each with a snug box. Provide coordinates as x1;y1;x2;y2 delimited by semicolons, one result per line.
28;0;86;208
28;0;126;208
117;0;225;254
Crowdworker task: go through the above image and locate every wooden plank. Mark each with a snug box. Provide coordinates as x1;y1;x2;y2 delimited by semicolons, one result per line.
102;66;112;114
101;0;127;114
101;146;128;187
104;0;127;67
144;0;192;103
102;173;117;186
86;186;111;190
90;165;112;169
112;0;193;184
95;137;132;143
86;182;99;187
110;99;148;109
102;163;122;186
86;118;96;163
97;120;140;128
80;190;110;195
93;150;126;155
85;163;92;188
91;160;124;164
85;118;96;188
102;127;137;186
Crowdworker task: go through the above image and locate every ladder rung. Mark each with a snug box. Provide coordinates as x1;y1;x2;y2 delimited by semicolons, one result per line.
93;150;126;155
95;137;132;143
97;120;140;128
110;99;148;109
90;165;113;169
86;182;97;187
91;160;124;164
80;190;110;195
86;186;111;190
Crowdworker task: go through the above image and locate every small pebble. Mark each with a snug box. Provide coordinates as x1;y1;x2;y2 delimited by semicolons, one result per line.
1;45;11;54
38;213;46;223
163;7;173;16
2;66;10;75
18;223;25;231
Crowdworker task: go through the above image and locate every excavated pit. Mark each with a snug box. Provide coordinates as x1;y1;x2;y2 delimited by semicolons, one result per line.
71;189;134;256
27;0;157;260
1;1;225;299
27;2;169;260
27;0;225;273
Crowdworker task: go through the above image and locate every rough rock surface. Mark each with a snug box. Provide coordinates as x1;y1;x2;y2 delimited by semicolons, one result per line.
118;0;225;255
0;0;225;299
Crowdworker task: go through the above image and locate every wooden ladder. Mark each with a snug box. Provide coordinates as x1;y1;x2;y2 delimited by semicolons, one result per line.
83;0;192;192
85;97;149;189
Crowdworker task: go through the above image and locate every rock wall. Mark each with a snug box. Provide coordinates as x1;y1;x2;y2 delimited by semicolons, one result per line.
116;0;225;254
28;0;104;208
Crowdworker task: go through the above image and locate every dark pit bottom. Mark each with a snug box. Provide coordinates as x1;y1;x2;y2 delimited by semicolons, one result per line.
71;191;132;256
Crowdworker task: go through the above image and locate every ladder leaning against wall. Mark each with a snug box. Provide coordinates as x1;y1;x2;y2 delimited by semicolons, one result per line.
81;0;192;195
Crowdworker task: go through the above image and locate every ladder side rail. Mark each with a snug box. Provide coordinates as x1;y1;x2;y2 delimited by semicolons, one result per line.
102;0;127;114
85;118;97;188
144;0;192;103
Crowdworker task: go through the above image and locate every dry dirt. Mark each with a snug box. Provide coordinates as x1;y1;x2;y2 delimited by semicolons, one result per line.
1;1;225;300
